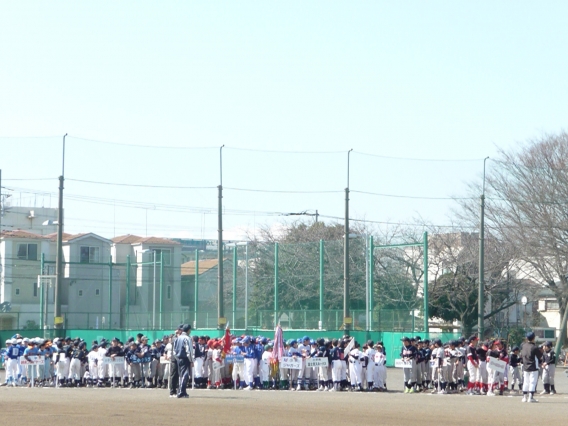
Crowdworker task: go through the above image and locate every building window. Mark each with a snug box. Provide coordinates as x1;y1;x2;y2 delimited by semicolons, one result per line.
95;289;100;296
17;243;38;261
167;285;171;300
546;300;559;311
33;283;38;297
78;290;83;297
151;248;171;266
15;288;20;296
80;246;100;264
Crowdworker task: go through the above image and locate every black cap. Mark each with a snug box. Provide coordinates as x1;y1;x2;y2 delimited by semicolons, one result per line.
182;324;191;333
526;332;536;341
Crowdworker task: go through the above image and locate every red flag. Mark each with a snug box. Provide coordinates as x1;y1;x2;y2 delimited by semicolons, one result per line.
222;324;231;354
273;325;284;362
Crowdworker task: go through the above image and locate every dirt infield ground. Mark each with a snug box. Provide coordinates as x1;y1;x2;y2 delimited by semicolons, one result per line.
1;368;567;426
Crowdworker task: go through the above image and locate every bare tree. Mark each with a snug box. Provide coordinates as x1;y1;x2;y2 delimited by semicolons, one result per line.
456;132;568;342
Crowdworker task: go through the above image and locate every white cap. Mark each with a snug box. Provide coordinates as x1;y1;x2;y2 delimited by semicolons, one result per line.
22;338;29;342
16;339;22;344
53;337;60;343
6;339;13;344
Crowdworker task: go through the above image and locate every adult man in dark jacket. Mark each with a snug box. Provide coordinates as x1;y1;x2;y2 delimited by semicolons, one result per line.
173;324;194;398
169;325;183;397
521;332;543;403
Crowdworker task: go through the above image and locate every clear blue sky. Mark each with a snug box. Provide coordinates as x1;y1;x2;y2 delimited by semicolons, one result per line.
1;1;567;240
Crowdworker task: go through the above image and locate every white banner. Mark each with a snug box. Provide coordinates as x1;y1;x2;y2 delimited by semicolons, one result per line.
488;357;507;373
280;356;301;370
306;358;329;368
20;356;45;366
102;356;125;365
394;359;412;369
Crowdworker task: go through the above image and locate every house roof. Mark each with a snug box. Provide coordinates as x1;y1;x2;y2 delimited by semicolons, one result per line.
112;234;143;244
0;230;48;240
113;234;180;246
45;232;75;242
181;259;220;276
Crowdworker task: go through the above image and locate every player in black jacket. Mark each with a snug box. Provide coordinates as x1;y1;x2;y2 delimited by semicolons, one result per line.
521;332;543;403
541;341;556;395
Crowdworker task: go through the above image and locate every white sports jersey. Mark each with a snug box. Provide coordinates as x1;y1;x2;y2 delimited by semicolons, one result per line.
165;343;173;359
374;351;386;366
297;343;310;357
97;347;107;363
88;351;98;365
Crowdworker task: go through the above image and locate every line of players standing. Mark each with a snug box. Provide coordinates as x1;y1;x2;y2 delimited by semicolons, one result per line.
398;334;557;400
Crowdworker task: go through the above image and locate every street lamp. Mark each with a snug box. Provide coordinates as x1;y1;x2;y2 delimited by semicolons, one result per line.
141;249;157;330
521;295;528;329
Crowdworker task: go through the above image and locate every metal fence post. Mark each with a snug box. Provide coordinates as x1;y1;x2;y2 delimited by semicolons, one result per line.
319;240;324;328
423;231;429;333
194;250;199;328
369;235;374;331
126;255;131;330
159;251;164;330
40;253;45;330
274;242;279;327
109;255;113;329
232;246;237;327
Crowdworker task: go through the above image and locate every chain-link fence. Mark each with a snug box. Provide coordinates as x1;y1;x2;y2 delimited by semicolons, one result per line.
0;238;430;332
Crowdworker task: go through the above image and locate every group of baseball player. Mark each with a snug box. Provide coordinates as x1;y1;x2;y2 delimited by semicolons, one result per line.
1;329;558;403
398;332;557;403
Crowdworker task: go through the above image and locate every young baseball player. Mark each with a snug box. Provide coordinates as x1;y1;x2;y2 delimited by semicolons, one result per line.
509;346;522;392
347;341;363;391
138;336;153;388
69;341;87;387
431;339;446;394
541;341;556;395
476;341;489;394
466;336;479;395
330;339;342;392
287;339;302;390
400;336;418;393
4;339;20;387
87;345;99;387
363;340;376;391
260;343;272;389
373;344;387;391
242;337;257;390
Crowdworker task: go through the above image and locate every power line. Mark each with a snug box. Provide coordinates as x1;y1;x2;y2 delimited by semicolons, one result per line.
317;214;477;229
67;178;216;190
225;187;342;194
225;147;345;154
351;190;473;201
352;150;486;162
2;178;57;181
68;136;216;150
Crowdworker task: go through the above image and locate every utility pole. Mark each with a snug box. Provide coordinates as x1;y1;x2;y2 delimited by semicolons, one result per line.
54;134;67;336
478;157;489;339
0;169;2;235
343;149;353;335
217;145;225;328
